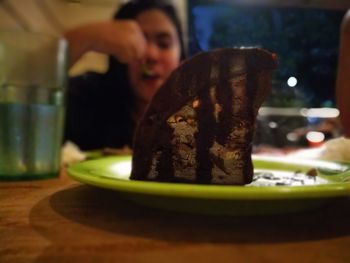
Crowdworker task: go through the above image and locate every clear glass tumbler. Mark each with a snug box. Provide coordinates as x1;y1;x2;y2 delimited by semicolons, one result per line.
0;31;68;180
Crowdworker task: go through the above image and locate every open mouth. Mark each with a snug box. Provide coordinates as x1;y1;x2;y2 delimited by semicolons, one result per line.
141;65;160;80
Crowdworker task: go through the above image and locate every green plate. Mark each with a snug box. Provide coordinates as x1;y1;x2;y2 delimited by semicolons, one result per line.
67;155;350;215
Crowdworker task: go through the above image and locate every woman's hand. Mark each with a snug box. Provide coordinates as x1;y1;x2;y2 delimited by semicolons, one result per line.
64;20;147;66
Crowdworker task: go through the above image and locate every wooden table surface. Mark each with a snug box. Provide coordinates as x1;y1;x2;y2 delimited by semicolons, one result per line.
1;170;350;263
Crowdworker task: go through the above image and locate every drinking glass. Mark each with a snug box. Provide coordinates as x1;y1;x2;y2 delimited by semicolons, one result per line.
0;31;68;180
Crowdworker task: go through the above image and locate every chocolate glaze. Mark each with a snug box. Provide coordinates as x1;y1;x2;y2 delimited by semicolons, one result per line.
155;124;175;182
131;48;277;185
216;53;234;146
194;88;216;184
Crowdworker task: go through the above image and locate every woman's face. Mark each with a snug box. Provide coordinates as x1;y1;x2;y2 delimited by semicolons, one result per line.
128;9;181;104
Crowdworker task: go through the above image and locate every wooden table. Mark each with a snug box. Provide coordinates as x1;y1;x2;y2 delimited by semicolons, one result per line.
1;170;350;263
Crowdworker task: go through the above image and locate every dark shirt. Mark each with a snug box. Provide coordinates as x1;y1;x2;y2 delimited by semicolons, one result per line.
64;72;135;151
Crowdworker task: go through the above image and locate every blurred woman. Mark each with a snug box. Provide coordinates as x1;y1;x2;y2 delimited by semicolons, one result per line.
64;0;186;150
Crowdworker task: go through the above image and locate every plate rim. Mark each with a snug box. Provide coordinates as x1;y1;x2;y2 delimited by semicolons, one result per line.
67;155;350;201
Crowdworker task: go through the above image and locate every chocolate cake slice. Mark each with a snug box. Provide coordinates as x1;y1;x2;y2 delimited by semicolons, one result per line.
131;48;277;185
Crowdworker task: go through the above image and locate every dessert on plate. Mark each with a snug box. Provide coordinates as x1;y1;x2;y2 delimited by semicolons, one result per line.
131;48;277;185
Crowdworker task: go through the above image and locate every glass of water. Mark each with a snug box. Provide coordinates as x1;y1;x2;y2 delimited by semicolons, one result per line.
0;31;68;180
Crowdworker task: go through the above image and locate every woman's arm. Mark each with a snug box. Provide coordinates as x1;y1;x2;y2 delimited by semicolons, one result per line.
64;20;147;67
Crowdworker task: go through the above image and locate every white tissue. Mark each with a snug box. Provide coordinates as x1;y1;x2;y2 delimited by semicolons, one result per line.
61;141;87;166
319;137;350;162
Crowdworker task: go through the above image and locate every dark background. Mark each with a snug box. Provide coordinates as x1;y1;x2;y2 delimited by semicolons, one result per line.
188;1;345;108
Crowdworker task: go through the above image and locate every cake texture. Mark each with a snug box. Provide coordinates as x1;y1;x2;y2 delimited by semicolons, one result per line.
131;48;277;185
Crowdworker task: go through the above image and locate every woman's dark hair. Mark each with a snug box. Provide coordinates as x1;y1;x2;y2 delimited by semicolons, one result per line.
106;0;186;83
114;0;185;60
